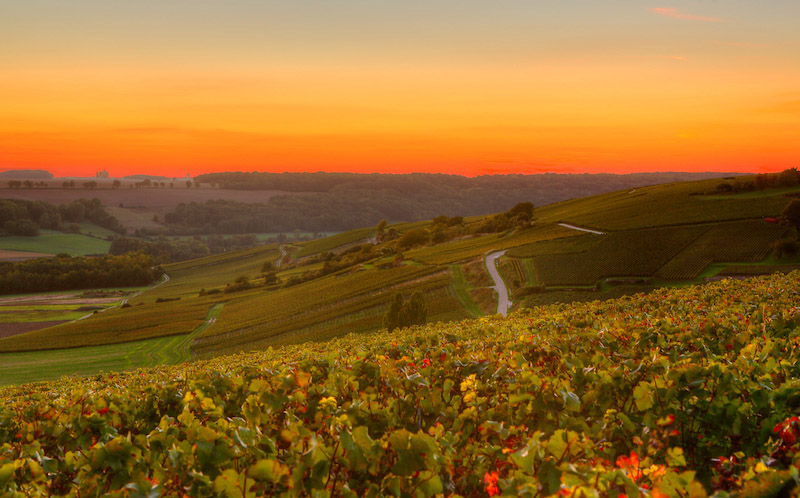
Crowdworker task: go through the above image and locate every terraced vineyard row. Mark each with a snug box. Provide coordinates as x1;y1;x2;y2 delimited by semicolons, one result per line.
0;296;215;352
293;227;375;258
655;220;789;280
532;225;709;285
506;232;599;258
535;176;790;230
0;303;224;386
3;273;800;495
405;223;574;265
193;265;463;355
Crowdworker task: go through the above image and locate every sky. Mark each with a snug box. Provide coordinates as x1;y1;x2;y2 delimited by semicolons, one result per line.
1;0;799;177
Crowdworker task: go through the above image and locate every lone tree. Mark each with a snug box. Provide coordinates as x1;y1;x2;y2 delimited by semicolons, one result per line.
782;199;800;234
383;290;427;332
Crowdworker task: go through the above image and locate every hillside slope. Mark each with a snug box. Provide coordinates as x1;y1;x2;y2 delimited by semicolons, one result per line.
2;272;800;496
1;175;798;380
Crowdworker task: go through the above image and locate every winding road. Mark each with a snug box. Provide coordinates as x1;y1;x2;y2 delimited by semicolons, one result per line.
485;250;511;317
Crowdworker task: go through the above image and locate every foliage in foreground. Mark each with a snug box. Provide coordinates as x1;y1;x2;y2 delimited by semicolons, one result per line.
3;273;800;496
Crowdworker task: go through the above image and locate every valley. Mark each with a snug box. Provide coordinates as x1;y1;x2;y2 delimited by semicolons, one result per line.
0;174;797;386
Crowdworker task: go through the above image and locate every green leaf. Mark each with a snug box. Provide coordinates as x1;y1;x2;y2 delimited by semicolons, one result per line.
248;459;290;483
667;447;687;467
633;382;654;411
537;461;562;495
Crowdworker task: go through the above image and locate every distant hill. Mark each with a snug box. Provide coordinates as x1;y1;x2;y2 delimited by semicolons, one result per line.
177;171;751;233
0;169;53;179
122;174;172;181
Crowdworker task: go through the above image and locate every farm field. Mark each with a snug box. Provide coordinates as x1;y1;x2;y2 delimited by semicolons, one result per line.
2;273;800;495
0;303;224;386
0;249;53;262
0;287;213;352
0;232;110;256
0;288;144;339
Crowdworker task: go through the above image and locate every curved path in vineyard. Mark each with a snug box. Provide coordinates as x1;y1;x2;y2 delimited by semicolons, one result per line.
485;250;510;317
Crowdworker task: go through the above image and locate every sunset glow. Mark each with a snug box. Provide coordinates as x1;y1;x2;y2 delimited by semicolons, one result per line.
1;1;798;177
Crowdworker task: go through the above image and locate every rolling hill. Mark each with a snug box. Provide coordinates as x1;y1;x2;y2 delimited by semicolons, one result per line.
0;174;797;386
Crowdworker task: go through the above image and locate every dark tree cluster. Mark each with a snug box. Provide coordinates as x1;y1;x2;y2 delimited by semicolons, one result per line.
109;234;261;264
0;198;124;237
0;253;157;294
383;291;427;332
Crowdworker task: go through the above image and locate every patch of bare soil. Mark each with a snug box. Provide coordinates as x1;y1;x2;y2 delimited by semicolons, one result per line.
0;321;67;338
0;250;53;262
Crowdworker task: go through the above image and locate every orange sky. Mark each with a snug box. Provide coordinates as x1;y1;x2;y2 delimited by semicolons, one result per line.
1;1;798;177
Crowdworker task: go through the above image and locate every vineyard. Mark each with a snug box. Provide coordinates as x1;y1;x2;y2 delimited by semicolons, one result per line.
405;223;574;265
0;296;213;352
534;176;791;230
531;225;709;286
292;227;375;258
193;265;468;356
654;220;788;280
0;304;223;386
2;273;800;495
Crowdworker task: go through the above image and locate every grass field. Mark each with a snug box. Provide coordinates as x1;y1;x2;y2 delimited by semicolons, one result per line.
76;222;120;239
0;303;223;386
0;233;110;256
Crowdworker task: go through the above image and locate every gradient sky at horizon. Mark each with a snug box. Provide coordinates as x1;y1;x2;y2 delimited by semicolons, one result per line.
1;0;798;177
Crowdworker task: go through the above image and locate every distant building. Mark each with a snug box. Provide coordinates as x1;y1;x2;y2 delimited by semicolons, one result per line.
96;170;109;179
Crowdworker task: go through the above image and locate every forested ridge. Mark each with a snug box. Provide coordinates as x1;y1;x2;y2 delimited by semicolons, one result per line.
0;198;124;236
175;172;741;233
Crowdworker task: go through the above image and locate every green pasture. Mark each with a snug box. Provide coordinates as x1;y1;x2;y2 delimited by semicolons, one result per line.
448;266;484;318
0;233;110;256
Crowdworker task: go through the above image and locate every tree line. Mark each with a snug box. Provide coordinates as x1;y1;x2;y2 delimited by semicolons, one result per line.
0;198;125;236
174;172;740;234
0;253;157;294
109;234;263;264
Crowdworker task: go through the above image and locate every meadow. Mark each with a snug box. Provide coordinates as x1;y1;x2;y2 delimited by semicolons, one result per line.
0;232;110;256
